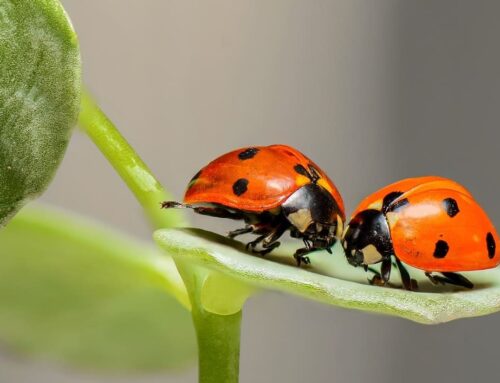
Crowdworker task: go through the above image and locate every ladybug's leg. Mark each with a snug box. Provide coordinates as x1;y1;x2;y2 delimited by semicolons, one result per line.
258;241;281;255
246;236;280;256
246;234;267;252
381;258;392;282
441;272;474;289
228;226;253;239
258;224;289;255
246;223;288;256
161;201;187;209
293;238;333;266
366;266;381;275
425;272;473;289
293;247;313;266
425;272;445;286
395;258;419;291
369;258;392;286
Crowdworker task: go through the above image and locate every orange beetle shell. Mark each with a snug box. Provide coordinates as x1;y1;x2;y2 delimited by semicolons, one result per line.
184;144;344;216
351;176;473;218
355;177;499;272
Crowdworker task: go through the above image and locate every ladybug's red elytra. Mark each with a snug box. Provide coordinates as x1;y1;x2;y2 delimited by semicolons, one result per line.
162;145;345;265
342;176;499;290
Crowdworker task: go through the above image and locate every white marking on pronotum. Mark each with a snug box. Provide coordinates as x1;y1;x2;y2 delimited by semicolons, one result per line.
386;212;400;228
287;208;313;233
361;244;383;264
336;215;344;238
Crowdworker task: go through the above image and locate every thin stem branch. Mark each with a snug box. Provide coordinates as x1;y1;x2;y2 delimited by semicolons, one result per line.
79;88;242;383
193;308;242;383
177;259;241;383
78;89;186;229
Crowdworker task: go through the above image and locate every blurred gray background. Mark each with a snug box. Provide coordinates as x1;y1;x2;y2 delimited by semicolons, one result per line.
2;0;500;382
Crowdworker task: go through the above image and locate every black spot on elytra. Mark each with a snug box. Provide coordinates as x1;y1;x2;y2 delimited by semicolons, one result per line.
188;170;202;188
238;147;259;160
307;164;321;182
387;198;409;212
443;198;460;218
433;240;449;258
487;232;496;259
294;164;309;177
382;191;404;212
190;170;201;182
232;178;249;196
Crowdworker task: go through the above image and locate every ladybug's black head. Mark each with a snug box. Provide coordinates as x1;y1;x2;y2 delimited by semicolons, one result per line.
342;209;393;267
282;183;344;249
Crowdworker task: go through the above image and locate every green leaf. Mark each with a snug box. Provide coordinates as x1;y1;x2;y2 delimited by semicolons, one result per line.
0;205;196;371
0;0;81;226
155;228;500;324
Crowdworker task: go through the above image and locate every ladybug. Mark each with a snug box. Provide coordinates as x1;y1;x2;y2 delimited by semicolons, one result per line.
162;145;345;265
342;176;499;290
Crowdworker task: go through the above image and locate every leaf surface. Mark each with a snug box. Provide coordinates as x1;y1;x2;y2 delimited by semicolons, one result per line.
0;0;81;226
155;228;500;324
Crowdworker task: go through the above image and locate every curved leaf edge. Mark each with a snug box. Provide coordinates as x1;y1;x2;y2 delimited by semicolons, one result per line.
154;228;500;324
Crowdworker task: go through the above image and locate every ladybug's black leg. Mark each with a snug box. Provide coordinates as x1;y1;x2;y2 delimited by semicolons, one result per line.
293;237;335;266
293;247;313;266
303;239;313;250
246;223;288;256
425;272;473;289
381;258;392;282
369;258;392;286
161;201;189;209
395;258;418;291
291;240;314;266
425;272;444;286
258;223;289;255
246;234;267;252
228;226;253;239
441;272;474;289
258;241;281;256
366;266;381;276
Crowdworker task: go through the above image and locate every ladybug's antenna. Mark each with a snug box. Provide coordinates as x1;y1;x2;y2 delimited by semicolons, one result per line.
160;201;193;209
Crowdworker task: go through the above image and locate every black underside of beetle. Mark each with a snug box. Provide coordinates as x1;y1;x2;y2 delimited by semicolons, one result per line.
162;184;341;266
163;195;474;290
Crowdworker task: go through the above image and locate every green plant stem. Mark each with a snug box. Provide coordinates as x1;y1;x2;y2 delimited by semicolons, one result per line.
79;88;242;382
177;259;241;383
193;308;242;383
78;89;186;229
